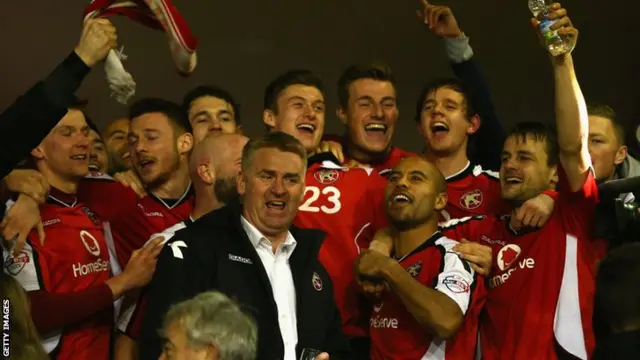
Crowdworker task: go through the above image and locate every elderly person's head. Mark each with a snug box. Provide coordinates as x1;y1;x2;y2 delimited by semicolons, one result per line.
159;291;257;360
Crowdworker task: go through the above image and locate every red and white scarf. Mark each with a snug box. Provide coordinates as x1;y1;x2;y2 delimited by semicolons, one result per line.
83;0;198;104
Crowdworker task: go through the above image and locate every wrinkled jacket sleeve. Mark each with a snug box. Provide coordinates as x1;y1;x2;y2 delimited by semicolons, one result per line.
320;265;352;359
0;52;90;179
138;229;211;359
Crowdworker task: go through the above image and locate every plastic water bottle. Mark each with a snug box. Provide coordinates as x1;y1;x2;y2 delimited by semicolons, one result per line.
528;0;571;56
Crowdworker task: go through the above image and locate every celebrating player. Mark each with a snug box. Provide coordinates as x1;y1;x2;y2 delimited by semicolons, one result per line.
357;156;485;359
183;85;242;144
372;6;599;358
1;108;161;360
102;117;132;174
262;69;388;358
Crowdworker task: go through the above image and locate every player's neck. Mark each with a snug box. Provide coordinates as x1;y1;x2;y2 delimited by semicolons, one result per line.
423;147;469;179
191;189;224;221
344;138;390;165
39;166;79;195
150;162;191;199
393;220;439;258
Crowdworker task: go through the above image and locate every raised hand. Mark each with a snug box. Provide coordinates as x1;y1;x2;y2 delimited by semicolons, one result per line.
417;0;463;39
74;18;118;67
530;3;578;54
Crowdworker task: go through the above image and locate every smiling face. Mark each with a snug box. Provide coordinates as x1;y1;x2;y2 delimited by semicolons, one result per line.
103;117;131;173
385;157;447;229
237;147;306;238
89;129;108;173
33;109;91;182
339;78;399;155
263;84;325;153
419;86;478;157
499;134;557;206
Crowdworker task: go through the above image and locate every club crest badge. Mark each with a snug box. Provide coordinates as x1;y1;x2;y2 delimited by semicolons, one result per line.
314;169;340;185
312;272;323;291
406;261;423;278
460;189;483;210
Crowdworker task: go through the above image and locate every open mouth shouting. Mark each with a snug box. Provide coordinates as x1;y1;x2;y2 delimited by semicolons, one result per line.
429;121;450;140
388;191;413;207
296;123;316;137
502;175;524;187
88;161;101;172
364;122;388;142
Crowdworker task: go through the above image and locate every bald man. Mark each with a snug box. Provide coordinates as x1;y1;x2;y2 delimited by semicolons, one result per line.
356;157;488;359
114;133;249;360
188;133;249;219
102;117;131;173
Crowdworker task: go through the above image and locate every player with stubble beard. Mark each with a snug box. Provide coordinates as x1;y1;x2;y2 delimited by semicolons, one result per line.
114;133;249;360
102;117;132;174
372;7;601;358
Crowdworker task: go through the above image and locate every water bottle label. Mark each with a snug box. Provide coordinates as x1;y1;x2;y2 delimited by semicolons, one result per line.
539;19;559;40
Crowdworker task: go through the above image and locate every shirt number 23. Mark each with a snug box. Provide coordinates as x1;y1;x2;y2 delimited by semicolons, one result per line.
299;186;341;214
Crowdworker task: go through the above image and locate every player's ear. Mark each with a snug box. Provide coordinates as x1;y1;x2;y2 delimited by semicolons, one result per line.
31;145;45;160
336;106;347;125
466;113;481;135
614;145;628;166
197;163;215;185
236;170;247;196
549;165;559;189
177;132;194;155
435;192;448;211
263;109;276;131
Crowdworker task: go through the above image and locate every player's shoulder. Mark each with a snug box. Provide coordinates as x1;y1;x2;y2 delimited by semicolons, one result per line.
471;164;500;181
434;233;460;250
438;215;488;230
146;221;188;247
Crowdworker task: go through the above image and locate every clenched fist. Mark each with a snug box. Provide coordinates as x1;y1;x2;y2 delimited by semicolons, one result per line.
74;18;118;67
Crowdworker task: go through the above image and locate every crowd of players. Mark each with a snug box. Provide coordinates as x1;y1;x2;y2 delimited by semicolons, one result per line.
1;2;639;360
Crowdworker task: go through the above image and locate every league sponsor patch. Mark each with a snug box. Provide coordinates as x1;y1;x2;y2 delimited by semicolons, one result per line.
5;251;29;275
443;275;470;293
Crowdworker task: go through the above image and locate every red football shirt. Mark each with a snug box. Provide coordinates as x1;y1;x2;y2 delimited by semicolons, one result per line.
2;191;113;360
440;165;599;359
293;153;388;338
77;172;194;267
321;134;417;175
370;232;485;359
440;162;506;221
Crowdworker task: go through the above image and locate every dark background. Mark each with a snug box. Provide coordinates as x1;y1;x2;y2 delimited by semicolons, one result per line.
1;0;638;153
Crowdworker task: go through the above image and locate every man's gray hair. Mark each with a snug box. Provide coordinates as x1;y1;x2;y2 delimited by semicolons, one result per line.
162;291;257;360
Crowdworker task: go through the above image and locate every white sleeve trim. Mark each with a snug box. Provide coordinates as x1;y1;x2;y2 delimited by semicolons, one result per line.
434;237;475;314
443;34;474;63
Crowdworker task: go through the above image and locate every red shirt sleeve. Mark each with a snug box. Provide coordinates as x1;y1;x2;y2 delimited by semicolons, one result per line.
28;284;114;335
557;164;599;226
77;173;138;222
368;172;389;231
439;216;484;243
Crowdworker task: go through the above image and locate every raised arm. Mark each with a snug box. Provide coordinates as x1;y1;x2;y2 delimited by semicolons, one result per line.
536;6;590;191
419;1;505;171
0;19;116;179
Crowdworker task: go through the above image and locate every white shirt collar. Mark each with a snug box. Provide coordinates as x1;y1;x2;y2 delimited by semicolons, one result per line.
240;216;297;256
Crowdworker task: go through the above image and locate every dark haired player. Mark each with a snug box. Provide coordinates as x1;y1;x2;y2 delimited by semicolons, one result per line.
372;8;599;358
263;69;388;358
183;85;242;143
